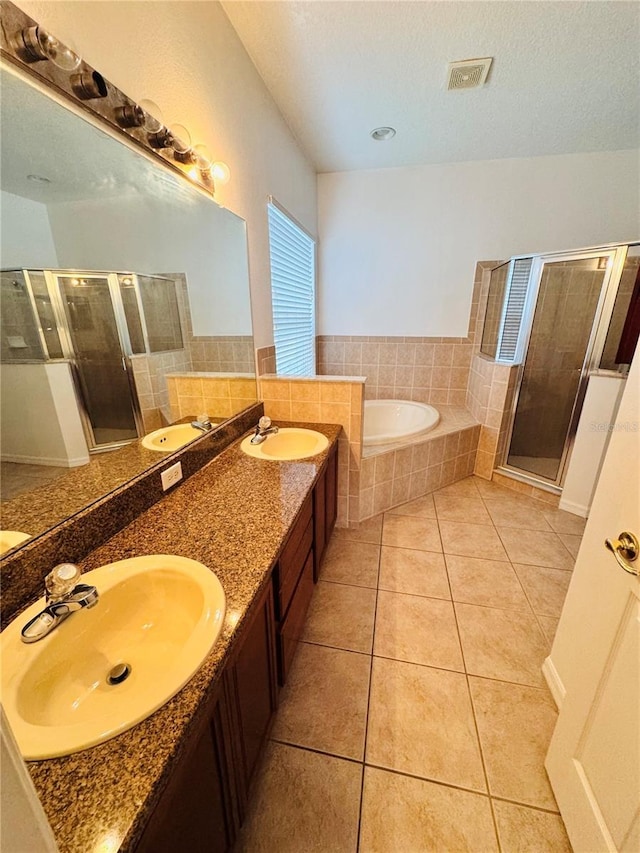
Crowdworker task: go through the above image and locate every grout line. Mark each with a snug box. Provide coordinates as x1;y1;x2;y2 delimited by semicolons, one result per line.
489;794;561;816
355;534;382;852
445;540;503;852
268;737;364;767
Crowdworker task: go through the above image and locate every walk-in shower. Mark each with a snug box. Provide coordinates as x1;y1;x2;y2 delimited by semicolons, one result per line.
0;269;183;452
481;242;639;490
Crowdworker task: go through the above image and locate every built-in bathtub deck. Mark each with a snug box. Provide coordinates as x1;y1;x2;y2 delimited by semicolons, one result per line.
358;406;480;520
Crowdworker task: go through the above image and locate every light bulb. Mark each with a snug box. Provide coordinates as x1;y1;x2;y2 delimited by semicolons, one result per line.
211;161;231;185
168;123;191;155
138;99;164;133
37;28;81;70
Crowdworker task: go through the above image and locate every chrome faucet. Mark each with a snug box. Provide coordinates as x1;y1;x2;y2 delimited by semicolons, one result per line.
20;563;99;644
191;413;213;432
250;416;279;445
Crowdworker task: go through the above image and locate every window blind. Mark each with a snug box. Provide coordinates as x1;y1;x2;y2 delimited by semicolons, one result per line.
497;257;534;362
268;201;316;376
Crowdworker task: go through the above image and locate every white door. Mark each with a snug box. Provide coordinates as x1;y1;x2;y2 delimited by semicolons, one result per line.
545;351;640;852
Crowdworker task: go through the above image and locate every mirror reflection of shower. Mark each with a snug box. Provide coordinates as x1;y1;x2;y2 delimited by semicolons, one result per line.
0;269;184;497
481;242;639;489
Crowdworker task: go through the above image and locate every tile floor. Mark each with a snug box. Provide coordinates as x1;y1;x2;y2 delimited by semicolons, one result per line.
237;476;584;853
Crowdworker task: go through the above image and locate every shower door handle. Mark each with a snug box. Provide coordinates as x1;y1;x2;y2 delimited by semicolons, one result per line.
605;531;639;576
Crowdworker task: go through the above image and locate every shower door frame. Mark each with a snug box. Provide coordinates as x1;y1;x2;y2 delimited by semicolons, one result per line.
43;269;145;452
498;245;629;491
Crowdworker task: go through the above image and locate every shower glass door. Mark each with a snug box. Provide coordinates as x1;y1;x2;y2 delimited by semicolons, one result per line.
54;274;139;448
506;253;614;484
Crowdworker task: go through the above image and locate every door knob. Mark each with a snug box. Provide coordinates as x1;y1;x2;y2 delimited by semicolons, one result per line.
605;532;639;576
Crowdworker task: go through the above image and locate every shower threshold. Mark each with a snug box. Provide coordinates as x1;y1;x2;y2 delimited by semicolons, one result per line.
495;465;562;496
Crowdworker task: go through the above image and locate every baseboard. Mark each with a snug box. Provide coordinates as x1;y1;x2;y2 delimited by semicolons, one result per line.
0;453;84;467
543;655;566;710
558;496;589;518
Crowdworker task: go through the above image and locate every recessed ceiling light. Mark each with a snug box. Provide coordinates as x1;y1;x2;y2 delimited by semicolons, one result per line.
370;127;396;142
27;174;52;184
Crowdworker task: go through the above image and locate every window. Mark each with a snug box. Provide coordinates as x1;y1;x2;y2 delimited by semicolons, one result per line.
267;199;316;376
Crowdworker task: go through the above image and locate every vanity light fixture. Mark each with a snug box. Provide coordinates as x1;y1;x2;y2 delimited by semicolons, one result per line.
370;126;396;141
1;1;225;195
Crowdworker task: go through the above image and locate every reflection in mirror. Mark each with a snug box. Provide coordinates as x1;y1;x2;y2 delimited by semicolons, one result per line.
0;66;257;553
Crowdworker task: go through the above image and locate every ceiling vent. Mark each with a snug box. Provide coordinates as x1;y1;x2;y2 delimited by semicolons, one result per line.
447;57;493;90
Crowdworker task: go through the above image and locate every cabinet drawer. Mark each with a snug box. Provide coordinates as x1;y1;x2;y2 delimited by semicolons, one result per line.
277;518;313;619
278;549;314;685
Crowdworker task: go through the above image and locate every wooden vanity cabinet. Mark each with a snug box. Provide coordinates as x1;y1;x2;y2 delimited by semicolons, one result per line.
314;443;338;580
135;441;338;850
135;584;277;853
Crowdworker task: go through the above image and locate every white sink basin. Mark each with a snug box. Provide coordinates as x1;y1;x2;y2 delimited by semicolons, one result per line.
1;554;225;759
0;530;30;555
141;423;213;452
241;427;329;461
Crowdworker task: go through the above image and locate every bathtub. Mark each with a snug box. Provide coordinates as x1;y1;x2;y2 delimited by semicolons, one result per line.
363;400;440;446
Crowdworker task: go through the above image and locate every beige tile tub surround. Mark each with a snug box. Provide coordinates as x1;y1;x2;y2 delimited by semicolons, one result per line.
166;373;258;422
317;334;474;407
239;476;578;852
359;408;481;521
258;375;365;526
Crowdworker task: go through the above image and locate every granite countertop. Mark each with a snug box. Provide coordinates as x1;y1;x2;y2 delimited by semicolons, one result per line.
25;422;341;853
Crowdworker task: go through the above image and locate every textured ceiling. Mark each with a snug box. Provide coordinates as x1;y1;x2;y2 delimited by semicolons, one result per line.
222;1;640;172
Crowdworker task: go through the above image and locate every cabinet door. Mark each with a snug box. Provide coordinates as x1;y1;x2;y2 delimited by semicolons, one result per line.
279;549;314;685
228;584;278;816
135;684;236;853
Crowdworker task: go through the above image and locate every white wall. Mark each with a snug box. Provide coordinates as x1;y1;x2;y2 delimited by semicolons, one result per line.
0;190;58;269
0;362;89;467
18;0;317;347
318;150;640;337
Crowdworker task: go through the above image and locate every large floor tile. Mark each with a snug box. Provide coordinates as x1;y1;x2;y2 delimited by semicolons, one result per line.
440;520;508;562
236;741;361;853
320;540;380;588
493;800;572;852
483;498;552;532
455;602;548;687
379;546;450;599
446;554;530;611
303;581;376;653
271;643;370;760
542;507;587;536
366;657;485;791
434;493;492;525
513;564;572;617
334;514;383;545
435;476;481;498
374;591;463;671
469;678;558;810
558;533;581;559
387;493;436;518
382;514;442;551
359;767;498;853
497;528;574;570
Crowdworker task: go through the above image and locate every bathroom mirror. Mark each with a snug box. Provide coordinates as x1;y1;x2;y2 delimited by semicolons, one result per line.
0;65;257;551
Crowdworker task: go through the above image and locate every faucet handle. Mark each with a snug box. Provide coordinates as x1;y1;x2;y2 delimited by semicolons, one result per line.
45;563;81;601
259;416;272;430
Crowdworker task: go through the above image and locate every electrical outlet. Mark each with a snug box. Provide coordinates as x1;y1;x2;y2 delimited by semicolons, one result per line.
161;461;183;491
